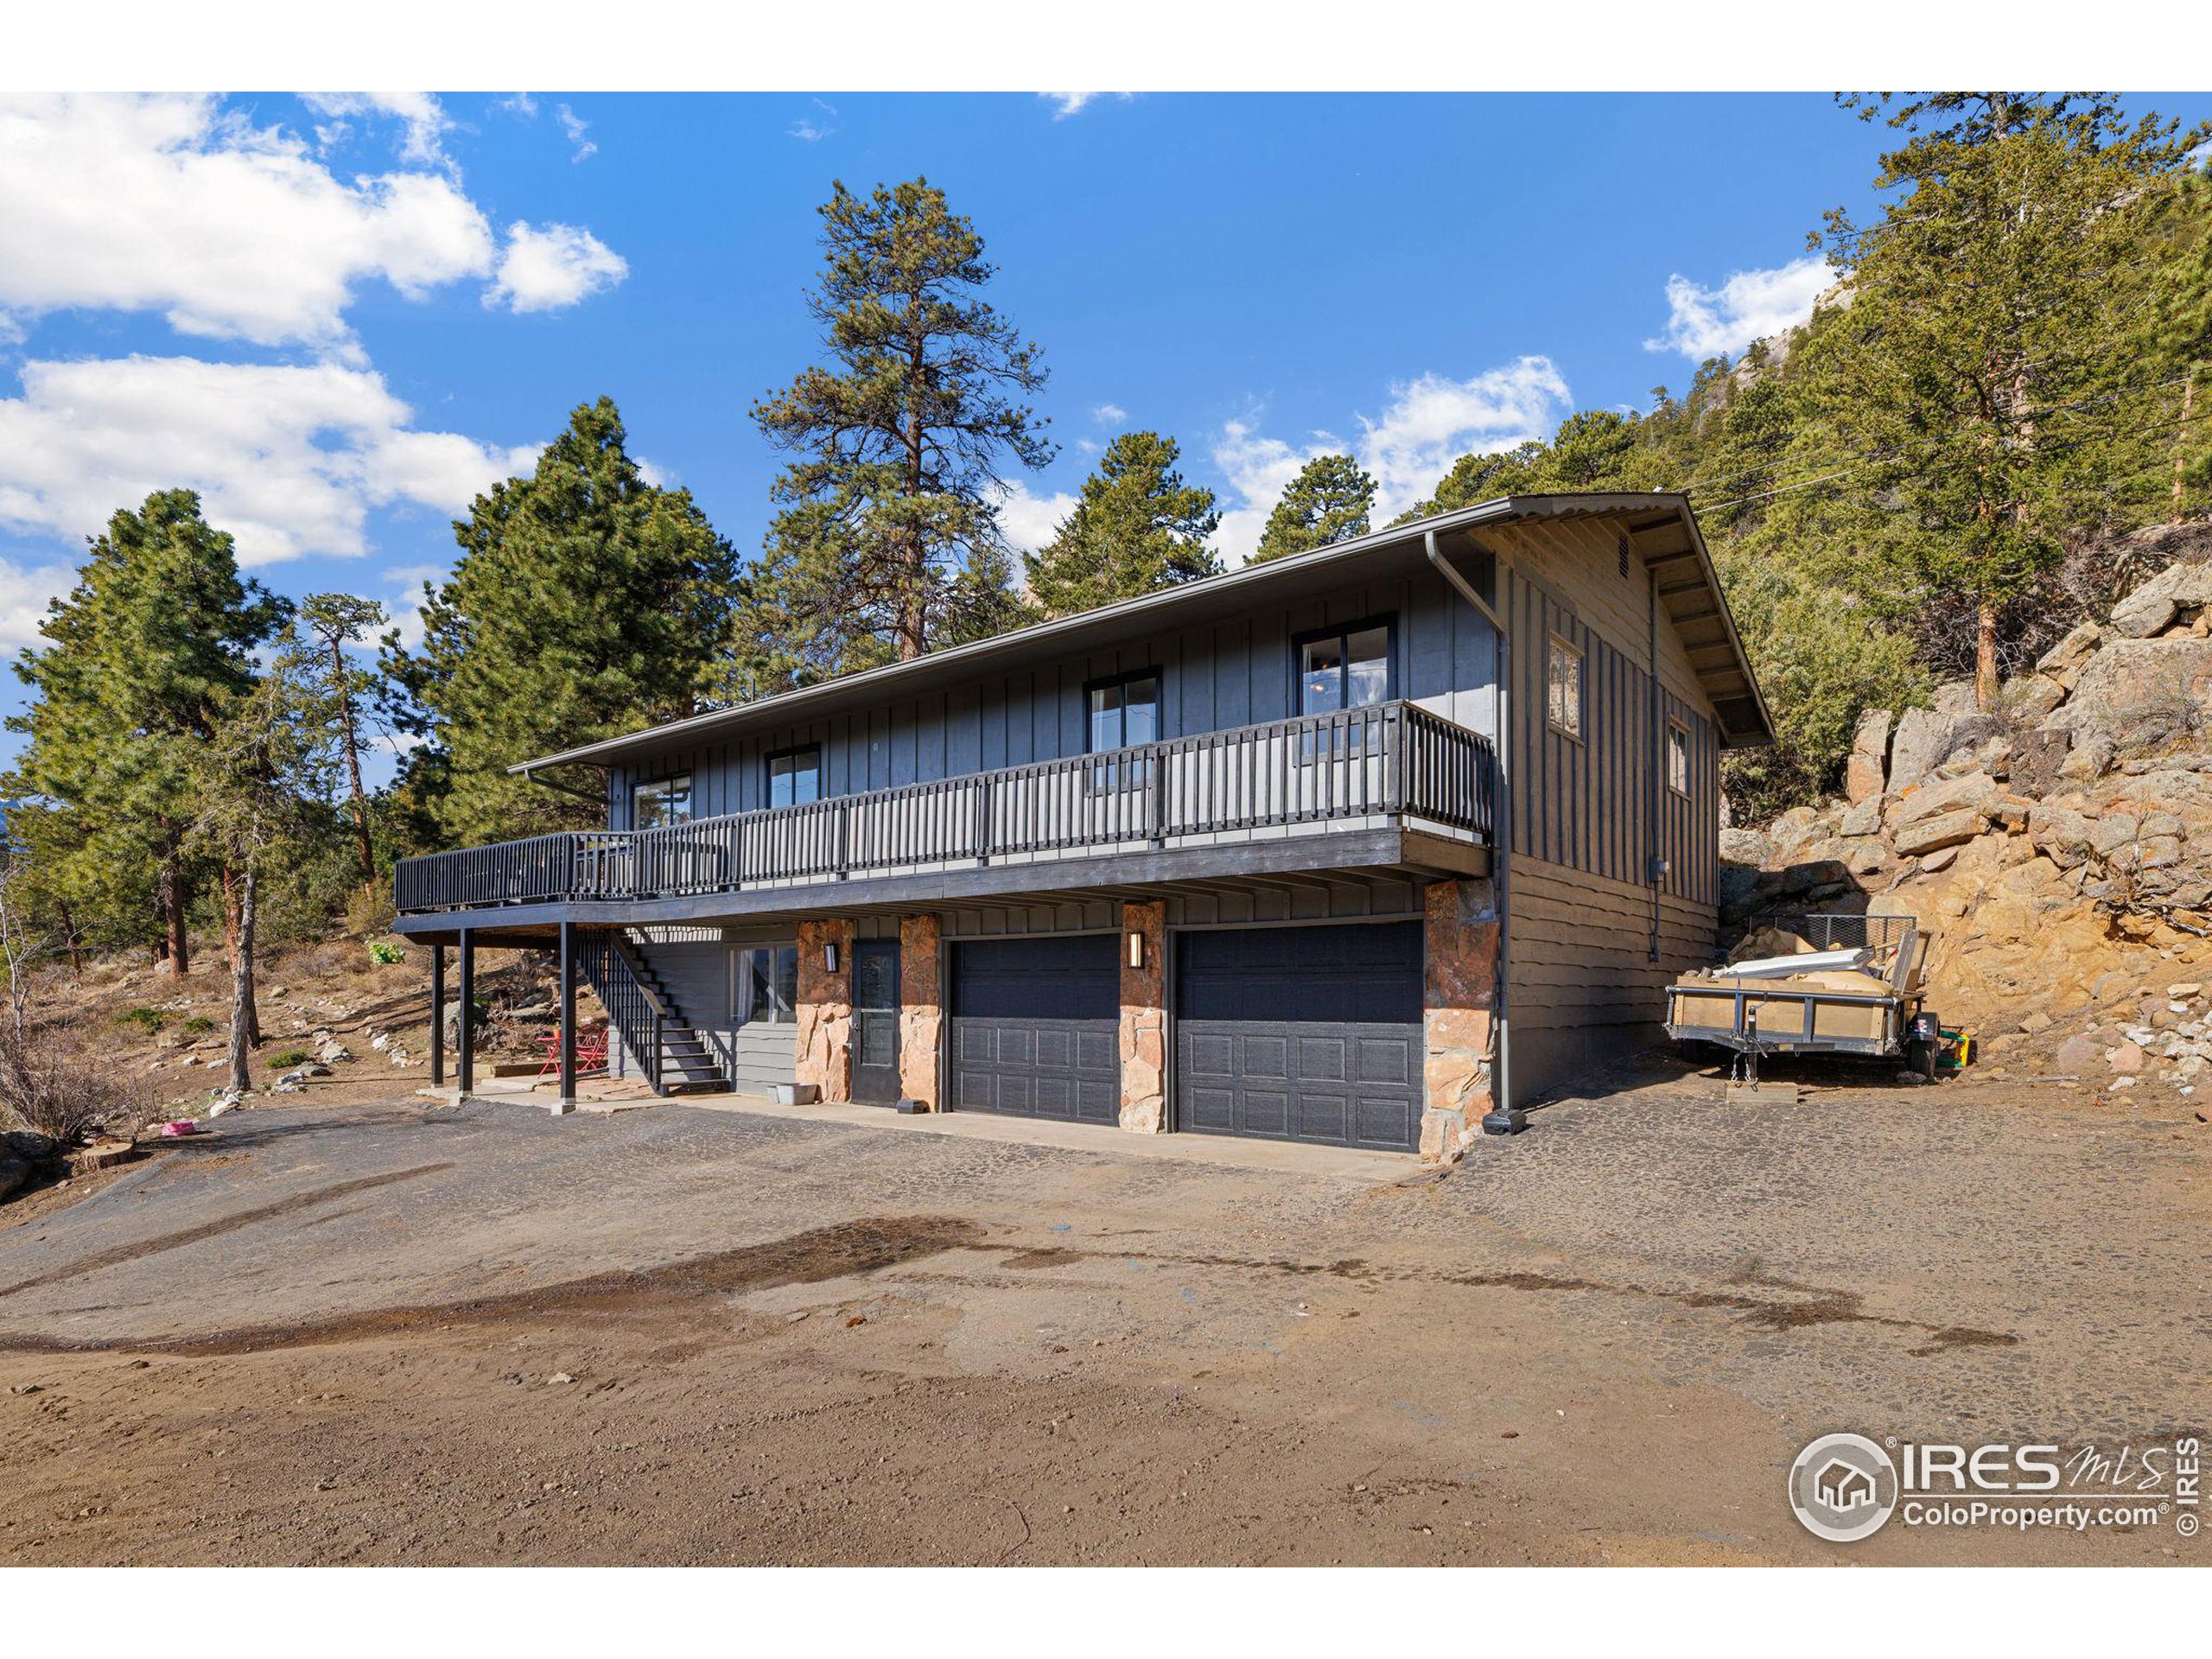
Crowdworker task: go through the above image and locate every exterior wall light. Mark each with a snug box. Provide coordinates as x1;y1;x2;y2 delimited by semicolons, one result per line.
823;940;840;975
1128;931;1145;969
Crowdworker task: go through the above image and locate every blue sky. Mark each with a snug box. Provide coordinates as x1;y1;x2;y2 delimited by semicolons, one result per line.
3;89;2207;778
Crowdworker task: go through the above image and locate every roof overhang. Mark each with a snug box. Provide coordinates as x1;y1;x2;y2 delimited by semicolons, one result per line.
513;492;1773;773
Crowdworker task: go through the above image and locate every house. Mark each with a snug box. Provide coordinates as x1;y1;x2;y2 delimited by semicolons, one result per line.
391;492;1771;1160
1816;1459;1877;1511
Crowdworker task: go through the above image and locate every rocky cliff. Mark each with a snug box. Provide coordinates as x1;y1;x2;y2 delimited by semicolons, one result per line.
1721;533;2212;1096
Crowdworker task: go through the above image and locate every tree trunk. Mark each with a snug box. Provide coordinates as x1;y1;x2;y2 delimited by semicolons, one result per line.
331;634;376;883
226;867;257;1096
221;866;260;1046
1975;602;2001;712
57;899;81;976
159;855;190;976
2177;369;2196;527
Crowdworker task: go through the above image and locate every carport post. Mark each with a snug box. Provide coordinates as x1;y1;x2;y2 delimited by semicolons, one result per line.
556;921;577;1115
429;944;445;1088
456;928;475;1098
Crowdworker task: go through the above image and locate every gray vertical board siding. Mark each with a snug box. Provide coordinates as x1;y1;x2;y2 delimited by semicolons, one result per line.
595;567;1503;820
626;935;800;1087
1500;561;1719;908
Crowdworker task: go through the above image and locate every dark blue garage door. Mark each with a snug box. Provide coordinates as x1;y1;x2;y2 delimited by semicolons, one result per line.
1175;922;1424;1152
949;935;1120;1122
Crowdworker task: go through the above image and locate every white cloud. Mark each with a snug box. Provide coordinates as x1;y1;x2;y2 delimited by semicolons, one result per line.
486;222;628;314
378;561;448;653
789;118;832;143
0;92;497;350
495;92;539;120
1040;93;1135;119
1354;358;1571;521
992;479;1077;552
1207;357;1573;563
0;354;539;569
1644;253;1833;361
0;555;79;652
555;103;597;163
1211;417;1332;566
299;92;454;169
1090;403;1127;424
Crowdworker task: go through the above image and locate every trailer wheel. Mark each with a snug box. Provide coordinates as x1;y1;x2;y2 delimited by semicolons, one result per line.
1906;1037;1938;1081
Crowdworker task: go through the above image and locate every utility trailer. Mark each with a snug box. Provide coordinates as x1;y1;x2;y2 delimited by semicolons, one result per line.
1664;912;1947;1079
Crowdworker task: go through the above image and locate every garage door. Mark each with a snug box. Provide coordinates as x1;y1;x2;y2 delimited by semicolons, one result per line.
1175;922;1424;1151
950;936;1120;1122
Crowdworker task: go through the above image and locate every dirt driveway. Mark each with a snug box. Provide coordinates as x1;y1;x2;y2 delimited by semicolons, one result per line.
1;1061;2205;1566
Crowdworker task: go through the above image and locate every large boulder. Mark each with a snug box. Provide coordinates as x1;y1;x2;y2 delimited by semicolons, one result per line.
1889;771;1999;831
1888;694;1976;794
2107;557;2212;639
1846;708;1893;804
2043;637;2212;750
1895;808;1984;858
2037;620;2105;686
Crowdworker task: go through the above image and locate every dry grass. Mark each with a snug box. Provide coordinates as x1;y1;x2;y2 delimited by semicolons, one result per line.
0;1022;149;1145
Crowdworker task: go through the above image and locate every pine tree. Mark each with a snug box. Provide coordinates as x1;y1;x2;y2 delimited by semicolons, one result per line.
384;398;736;846
749;177;1054;677
188;626;340;1095
1811;92;2209;708
1024;432;1221;613
296;594;386;885
1251;454;1376;563
8;490;283;974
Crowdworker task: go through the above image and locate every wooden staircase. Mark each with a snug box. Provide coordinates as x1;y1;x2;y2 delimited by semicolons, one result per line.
580;933;730;1096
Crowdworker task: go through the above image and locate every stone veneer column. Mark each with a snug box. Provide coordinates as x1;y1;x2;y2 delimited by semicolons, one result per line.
794;918;854;1103
1421;877;1500;1164
1119;899;1167;1133
898;913;943;1109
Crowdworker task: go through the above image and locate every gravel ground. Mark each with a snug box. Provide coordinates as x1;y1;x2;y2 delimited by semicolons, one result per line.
0;1058;2204;1566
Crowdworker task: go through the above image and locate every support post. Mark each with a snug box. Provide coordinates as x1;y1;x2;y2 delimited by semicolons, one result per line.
429;943;446;1089
456;928;475;1100
556;921;577;1116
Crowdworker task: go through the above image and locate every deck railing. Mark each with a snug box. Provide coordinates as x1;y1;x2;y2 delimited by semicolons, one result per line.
394;700;1496;914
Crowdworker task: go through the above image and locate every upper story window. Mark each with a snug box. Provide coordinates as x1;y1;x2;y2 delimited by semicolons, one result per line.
1547;635;1584;741
1086;671;1160;752
1297;620;1392;715
1667;720;1691;797
766;745;821;809
632;772;693;830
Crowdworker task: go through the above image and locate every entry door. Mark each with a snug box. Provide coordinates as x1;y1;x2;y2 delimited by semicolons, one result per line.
852;939;901;1103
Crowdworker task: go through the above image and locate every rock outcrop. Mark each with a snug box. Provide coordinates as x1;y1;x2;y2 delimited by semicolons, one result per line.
1722;542;2212;1093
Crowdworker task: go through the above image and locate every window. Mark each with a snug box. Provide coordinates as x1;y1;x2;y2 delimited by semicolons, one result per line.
1086;670;1160;792
631;772;693;830
741;945;799;1024
766;746;821;809
1667;721;1691;798
1086;671;1160;752
1297;620;1392;715
1546;636;1584;741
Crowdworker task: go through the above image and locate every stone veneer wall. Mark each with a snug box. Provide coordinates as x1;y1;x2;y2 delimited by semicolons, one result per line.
1421;877;1500;1163
1119;899;1166;1133
898;913;942;1109
794;918;854;1102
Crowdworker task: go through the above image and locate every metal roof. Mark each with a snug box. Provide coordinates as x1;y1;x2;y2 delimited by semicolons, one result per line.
512;492;1773;773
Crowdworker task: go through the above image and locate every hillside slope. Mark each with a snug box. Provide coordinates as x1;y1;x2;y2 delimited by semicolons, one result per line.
1722;531;2212;1093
